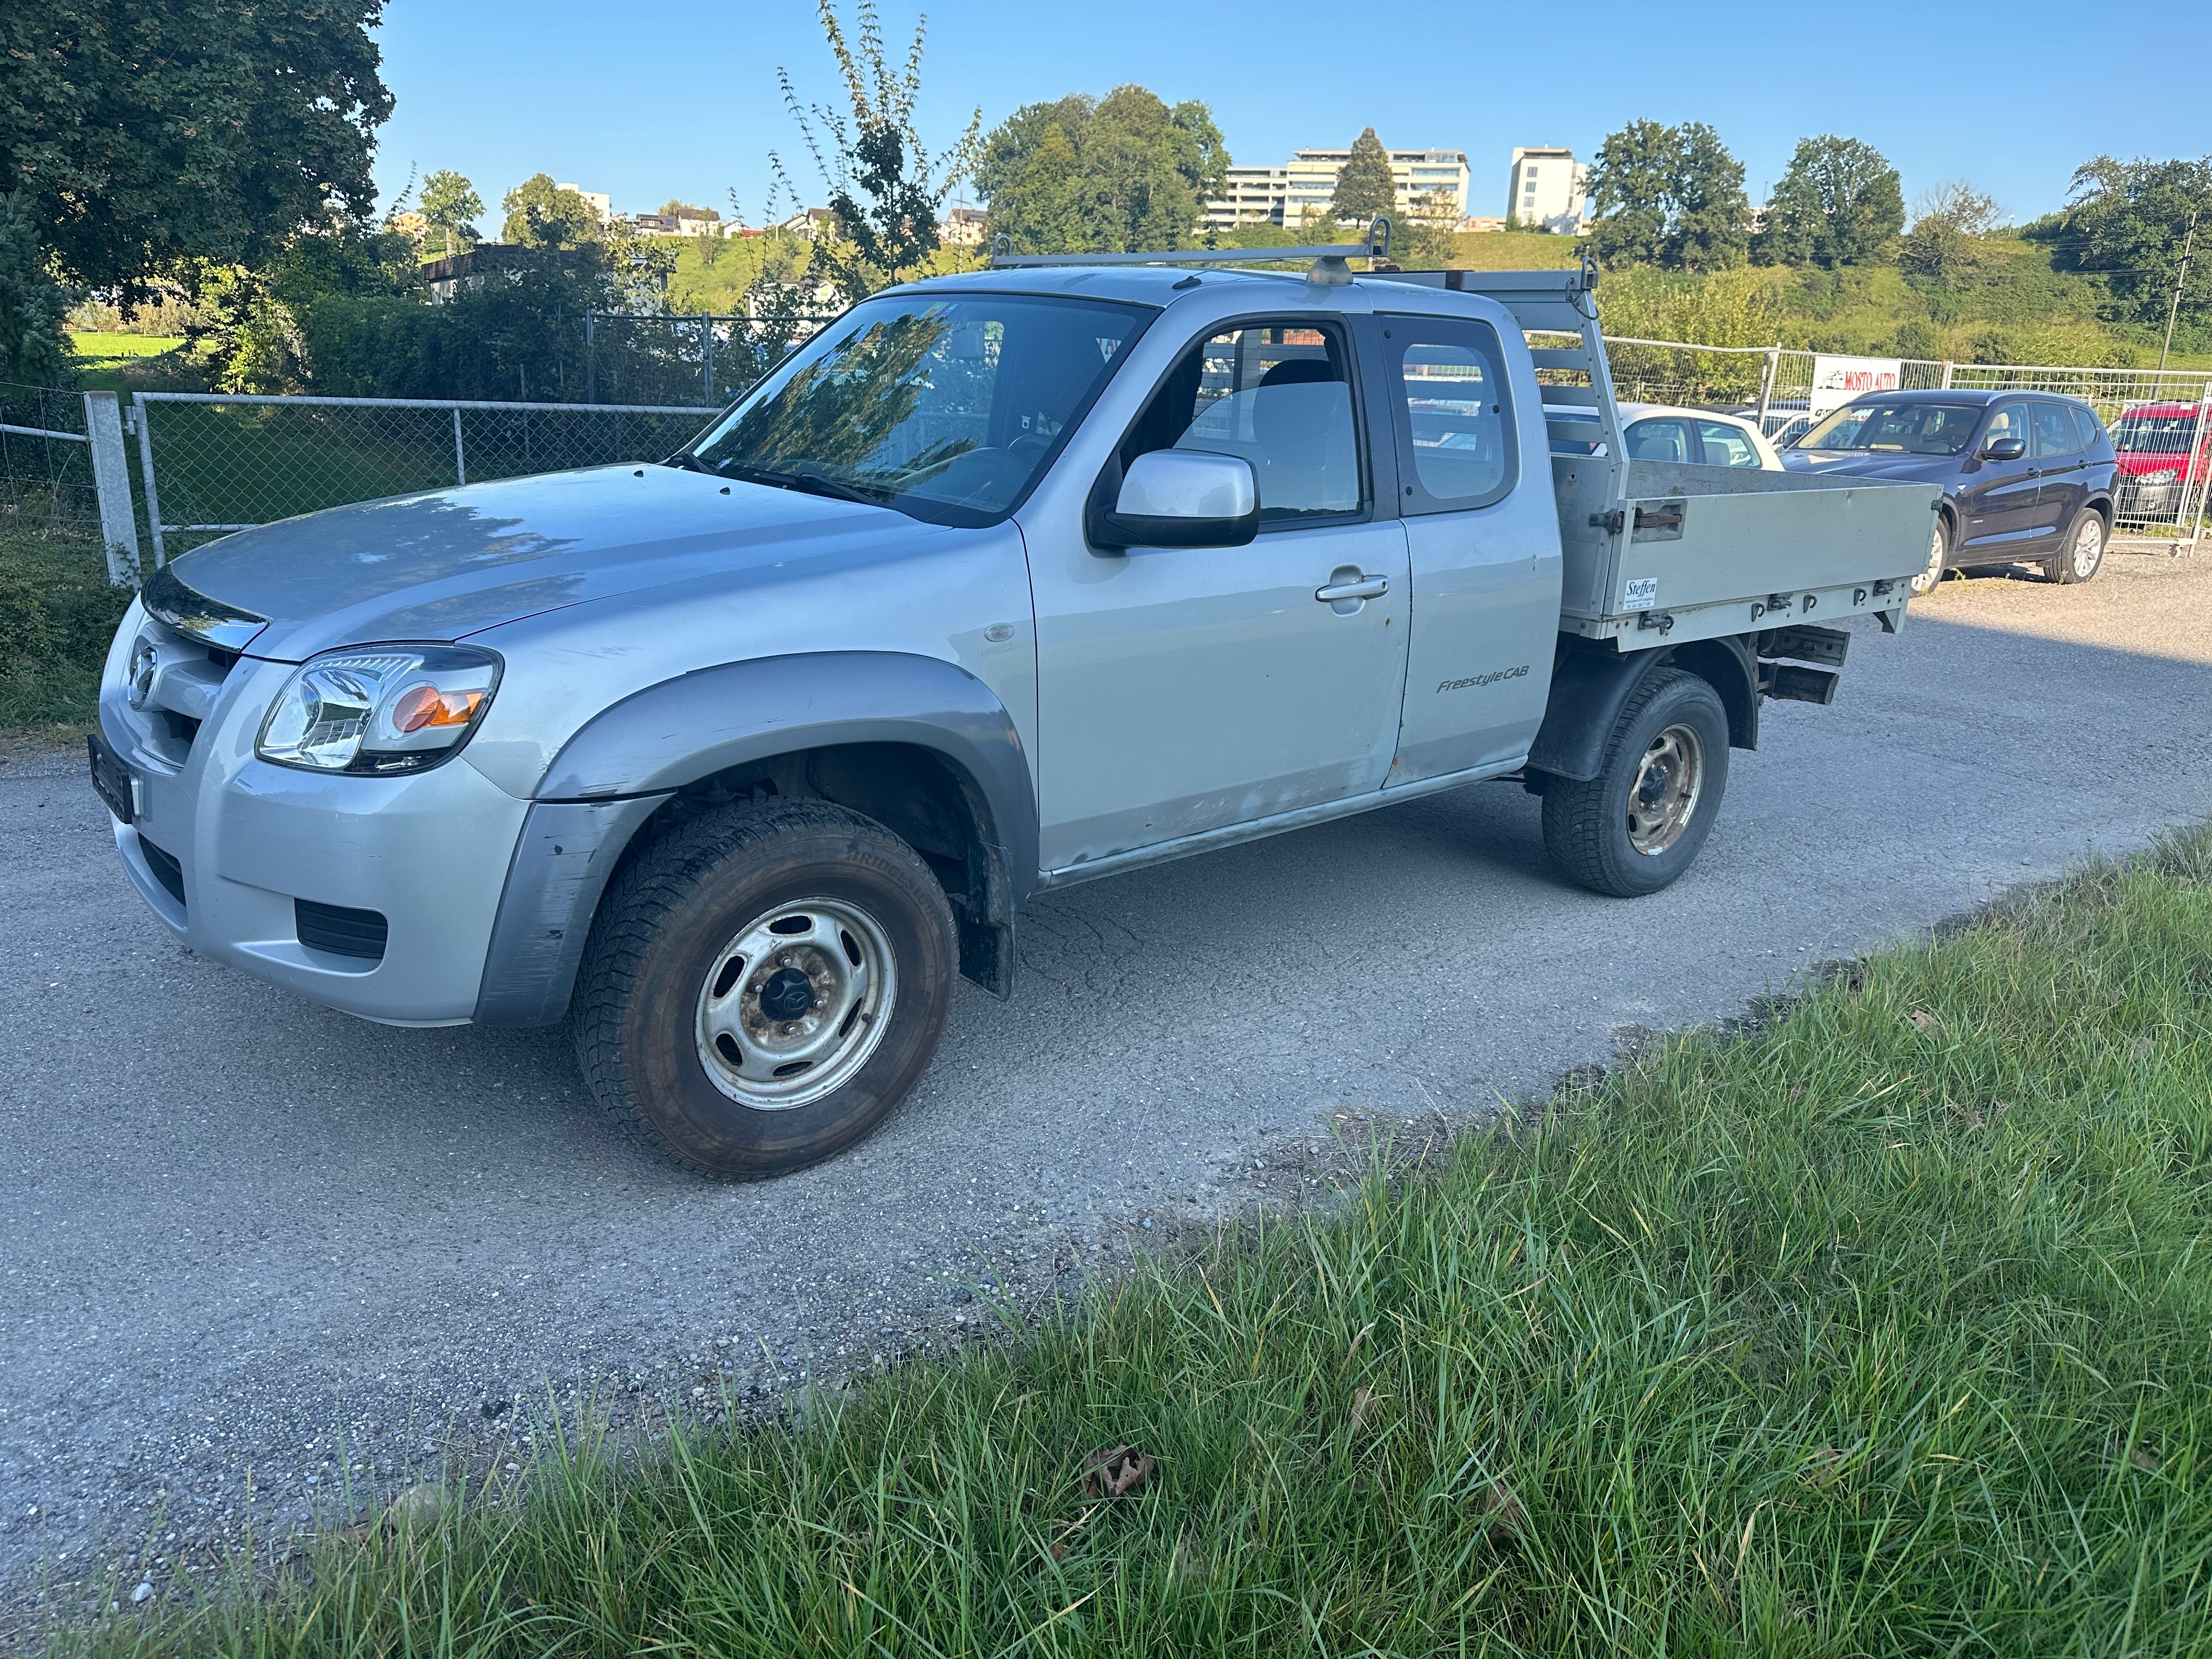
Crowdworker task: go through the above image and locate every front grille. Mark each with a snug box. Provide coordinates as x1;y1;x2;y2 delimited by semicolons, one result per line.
295;899;388;962
138;835;187;907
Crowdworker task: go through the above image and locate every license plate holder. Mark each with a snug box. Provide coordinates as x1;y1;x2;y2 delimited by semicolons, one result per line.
88;732;134;824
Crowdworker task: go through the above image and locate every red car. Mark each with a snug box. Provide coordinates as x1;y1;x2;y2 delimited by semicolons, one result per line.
2113;401;2211;520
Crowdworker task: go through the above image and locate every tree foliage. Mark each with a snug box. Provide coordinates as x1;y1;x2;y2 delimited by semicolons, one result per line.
1331;128;1396;223
774;0;979;301
0;0;390;294
1754;136;1903;268
2051;155;2212;331
502;174;604;249
1899;180;2001;289
974;86;1227;254
420;171;484;259
1587;120;1749;272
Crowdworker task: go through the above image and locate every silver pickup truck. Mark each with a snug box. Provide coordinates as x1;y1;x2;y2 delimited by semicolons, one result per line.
92;244;1938;1178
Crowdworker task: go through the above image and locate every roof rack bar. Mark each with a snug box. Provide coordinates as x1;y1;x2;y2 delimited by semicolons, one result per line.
991;216;1391;273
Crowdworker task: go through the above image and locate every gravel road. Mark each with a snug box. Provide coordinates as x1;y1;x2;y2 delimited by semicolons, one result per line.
5;550;2210;1621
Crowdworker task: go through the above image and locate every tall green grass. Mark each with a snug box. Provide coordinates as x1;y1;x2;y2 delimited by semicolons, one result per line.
59;830;2212;1656
0;524;131;733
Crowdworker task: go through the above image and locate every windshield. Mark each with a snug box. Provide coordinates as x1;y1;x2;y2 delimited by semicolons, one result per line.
2115;412;2200;448
1796;400;1984;456
684;293;1149;526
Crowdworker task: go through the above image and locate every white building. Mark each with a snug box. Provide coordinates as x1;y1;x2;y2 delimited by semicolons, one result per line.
1506;148;1587;234
1204;148;1472;231
555;183;613;225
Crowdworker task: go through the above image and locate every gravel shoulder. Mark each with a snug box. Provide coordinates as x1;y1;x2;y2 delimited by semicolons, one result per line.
4;551;2209;1628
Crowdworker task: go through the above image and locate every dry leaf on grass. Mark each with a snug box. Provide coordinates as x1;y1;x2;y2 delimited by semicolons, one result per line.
1084;1445;1155;1499
1476;1479;1526;1543
2130;1442;2162;1473
1909;1011;1939;1032
2131;1034;2155;1062
1348;1386;1378;1437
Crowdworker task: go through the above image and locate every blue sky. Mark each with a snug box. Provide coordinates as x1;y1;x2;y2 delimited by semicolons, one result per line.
370;0;2212;233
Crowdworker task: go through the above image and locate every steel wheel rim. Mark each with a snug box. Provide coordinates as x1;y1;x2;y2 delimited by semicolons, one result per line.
1627;723;1705;856
2071;516;2102;577
695;896;898;1110
1913;525;1945;594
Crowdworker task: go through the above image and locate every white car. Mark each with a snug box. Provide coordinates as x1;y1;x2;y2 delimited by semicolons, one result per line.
1618;403;1784;470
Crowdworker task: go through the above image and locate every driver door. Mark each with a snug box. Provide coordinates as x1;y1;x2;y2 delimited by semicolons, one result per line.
1026;317;1411;872
1958;400;2041;555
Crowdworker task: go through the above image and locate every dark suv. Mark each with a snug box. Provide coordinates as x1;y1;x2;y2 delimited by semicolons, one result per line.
1782;389;2117;591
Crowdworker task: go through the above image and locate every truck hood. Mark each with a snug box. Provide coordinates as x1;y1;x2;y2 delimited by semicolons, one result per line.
1780;450;1957;484
166;465;934;661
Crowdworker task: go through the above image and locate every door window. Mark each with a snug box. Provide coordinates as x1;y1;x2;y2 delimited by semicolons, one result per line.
1122;322;1364;522
1982;403;2028;452
1695;420;1763;467
2030;401;2081;458
1377;316;1514;510
1625;417;1694;464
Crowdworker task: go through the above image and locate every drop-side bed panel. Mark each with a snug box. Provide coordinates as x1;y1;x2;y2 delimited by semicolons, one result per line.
1562;459;1940;646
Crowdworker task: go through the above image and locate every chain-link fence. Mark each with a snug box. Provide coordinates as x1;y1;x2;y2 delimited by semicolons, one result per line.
0;380;101;534
135;394;718;561
585;314;834;408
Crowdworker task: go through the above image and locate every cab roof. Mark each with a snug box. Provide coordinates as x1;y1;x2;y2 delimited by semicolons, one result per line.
887;263;1397;308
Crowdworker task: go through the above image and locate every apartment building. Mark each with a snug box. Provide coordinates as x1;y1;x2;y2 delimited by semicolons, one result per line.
1204;147;1472;230
1506;148;1588;234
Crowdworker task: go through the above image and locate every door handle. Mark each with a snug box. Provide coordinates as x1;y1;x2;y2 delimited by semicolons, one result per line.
1316;573;1389;603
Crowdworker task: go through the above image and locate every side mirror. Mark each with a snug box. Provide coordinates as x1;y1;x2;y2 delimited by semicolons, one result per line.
1090;450;1259;551
1980;436;2027;462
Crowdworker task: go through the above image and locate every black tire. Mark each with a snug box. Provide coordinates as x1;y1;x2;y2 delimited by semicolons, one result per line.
1541;668;1731;898
1911;514;1951;596
572;798;956;1180
2043;505;2107;585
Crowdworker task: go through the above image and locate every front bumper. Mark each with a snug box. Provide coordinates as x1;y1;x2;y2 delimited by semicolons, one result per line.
98;603;532;1025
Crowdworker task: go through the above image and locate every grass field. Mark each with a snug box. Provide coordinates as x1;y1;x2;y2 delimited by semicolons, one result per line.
63;332;204;395
53;825;2212;1656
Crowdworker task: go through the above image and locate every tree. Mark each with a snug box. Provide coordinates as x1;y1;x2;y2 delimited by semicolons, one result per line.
2053;155;2212;331
502;174;603;249
420;171;484;260
1899;180;2001;289
1665;123;1750;270
773;0;980;301
974;87;1227;254
1331;127;1396;224
1392;190;1459;267
1585;120;1673;267
0;0;390;292
1754;136;1903;267
1587;120;1748;272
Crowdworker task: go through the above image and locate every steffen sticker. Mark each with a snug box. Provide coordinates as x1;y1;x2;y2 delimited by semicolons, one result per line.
1622;577;1659;611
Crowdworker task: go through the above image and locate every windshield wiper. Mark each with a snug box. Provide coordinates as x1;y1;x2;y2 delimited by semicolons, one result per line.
661;452;723;476
720;462;888;507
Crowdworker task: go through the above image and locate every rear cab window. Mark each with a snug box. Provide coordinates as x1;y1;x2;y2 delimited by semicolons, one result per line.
1695;420;1763;467
1375;314;1516;511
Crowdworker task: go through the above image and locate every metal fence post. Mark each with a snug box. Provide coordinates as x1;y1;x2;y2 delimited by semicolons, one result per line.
453;407;467;486
585;314;596;405
702;316;714;407
81;391;142;586
1755;346;1779;431
1940;360;1954;390
133;394;167;568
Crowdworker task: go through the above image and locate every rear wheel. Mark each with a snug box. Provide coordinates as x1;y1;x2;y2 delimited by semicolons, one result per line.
1541;669;1731;898
573;798;956;1179
2044;507;2106;585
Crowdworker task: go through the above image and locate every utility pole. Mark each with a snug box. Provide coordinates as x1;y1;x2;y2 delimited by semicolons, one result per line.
2156;209;2198;388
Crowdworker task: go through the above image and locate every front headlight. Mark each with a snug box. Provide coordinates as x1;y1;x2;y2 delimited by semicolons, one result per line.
2141;468;2181;485
257;645;501;775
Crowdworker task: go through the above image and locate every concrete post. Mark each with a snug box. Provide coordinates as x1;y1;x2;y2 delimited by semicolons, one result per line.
82;391;142;586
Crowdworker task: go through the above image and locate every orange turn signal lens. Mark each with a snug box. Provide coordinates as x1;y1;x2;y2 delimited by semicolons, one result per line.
391;684;485;733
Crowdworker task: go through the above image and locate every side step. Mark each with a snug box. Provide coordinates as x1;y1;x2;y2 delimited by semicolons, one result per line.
1763;663;1840;705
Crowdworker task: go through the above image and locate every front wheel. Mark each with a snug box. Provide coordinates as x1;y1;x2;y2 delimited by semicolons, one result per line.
2044;507;2106;585
572;798;957;1179
1540;668;1731;898
1911;516;1951;596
